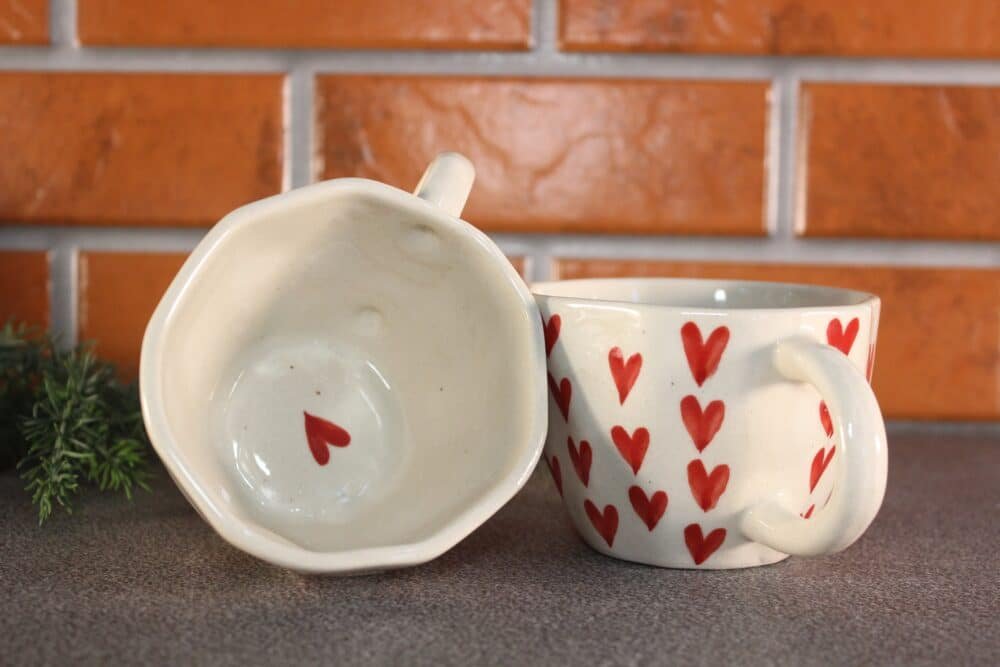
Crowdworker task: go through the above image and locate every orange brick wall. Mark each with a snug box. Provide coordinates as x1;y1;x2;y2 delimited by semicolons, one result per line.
0;1;997;422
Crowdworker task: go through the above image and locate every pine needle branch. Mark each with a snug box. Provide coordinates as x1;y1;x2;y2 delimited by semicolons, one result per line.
0;321;152;524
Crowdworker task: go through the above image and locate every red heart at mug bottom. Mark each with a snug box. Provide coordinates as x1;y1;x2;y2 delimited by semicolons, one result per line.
584;500;619;548
628;486;668;531
684;523;726;566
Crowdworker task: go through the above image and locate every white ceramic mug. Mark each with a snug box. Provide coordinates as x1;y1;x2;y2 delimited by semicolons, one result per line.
533;278;887;569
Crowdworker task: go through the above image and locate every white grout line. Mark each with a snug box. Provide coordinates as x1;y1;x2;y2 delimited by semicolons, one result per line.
0;45;998;83
770;70;798;239
48;0;77;48
489;233;1000;268
288;64;313;189
2;226;998;268
534;0;558;53
0;226;208;252
47;243;77;347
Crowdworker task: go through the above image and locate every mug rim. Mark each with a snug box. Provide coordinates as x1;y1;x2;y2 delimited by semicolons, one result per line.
531;277;878;312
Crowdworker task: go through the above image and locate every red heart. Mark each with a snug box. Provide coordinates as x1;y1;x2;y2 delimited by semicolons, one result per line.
680;395;725;452
681;322;730;387
303;411;351;466
629;485;668;531
611;426;650;475
584;500;619;548
827;318;859;355
687;459;730;512
544;314;561;358
800;504;815;519
608;347;642;405
546;456;563;497
810;446;836;492
567;436;592;487
547;373;572;422
819;401;834;438
684;523;726;566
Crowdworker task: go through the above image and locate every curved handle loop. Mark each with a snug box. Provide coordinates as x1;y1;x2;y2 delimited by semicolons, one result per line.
739;338;888;556
413;152;475;218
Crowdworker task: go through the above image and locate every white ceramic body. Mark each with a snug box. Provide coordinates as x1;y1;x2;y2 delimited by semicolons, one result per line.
533;278;887;569
141;155;547;574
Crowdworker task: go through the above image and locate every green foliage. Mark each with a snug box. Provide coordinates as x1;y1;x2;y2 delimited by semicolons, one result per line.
0;321;151;524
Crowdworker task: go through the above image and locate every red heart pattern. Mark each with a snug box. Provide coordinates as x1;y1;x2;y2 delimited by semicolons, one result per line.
547;373;572;422
810;446;836;492
611;426;650;475
681;322;730;386
567;436;592;487
819;401;834;438
680;395;725;452
608;347;643;405
629;486;668;531
684;523;726;566
584;500;619;547
687;459;730;512
827;318;859;355
547;456;563;497
303;411;351;466
544;314;561;358
800;504;815;519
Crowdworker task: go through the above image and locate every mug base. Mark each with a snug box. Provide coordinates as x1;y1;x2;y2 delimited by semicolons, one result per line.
583;538;791;570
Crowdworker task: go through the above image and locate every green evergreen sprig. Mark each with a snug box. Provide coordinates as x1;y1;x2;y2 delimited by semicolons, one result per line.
0;321;152;524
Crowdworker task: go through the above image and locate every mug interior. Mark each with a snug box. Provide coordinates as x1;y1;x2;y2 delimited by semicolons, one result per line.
532;278;874;310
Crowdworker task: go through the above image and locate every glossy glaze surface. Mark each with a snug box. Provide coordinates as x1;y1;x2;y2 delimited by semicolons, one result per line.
141;163;547;573
533;278;885;568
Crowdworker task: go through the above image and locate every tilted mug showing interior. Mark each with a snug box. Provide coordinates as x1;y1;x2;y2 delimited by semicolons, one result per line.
533;278;887;569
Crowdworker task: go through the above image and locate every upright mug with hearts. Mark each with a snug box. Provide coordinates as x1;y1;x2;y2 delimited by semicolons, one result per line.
534;278;887;569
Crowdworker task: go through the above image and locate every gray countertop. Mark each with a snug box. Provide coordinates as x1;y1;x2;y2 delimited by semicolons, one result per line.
1;429;998;666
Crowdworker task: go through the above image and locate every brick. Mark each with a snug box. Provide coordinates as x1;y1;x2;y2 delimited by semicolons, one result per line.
0;73;284;228
560;0;1000;58
799;83;1000;240
553;259;1000;420
78;0;531;49
316;76;768;235
78;252;525;378
0;250;49;328
78;252;184;378
0;0;47;44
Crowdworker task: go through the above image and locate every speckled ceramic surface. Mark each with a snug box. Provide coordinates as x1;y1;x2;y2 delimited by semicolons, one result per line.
140;154;547;574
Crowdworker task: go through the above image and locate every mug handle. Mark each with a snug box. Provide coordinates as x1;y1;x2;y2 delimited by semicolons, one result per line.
413;152;476;218
739;338;889;556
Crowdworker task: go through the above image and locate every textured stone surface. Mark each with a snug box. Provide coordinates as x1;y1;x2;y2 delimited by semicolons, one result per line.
316;76;769;235
0;430;997;665
554;259;1000;421
799;83;1000;240
78;0;531;49
560;0;1000;57
0;73;284;227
